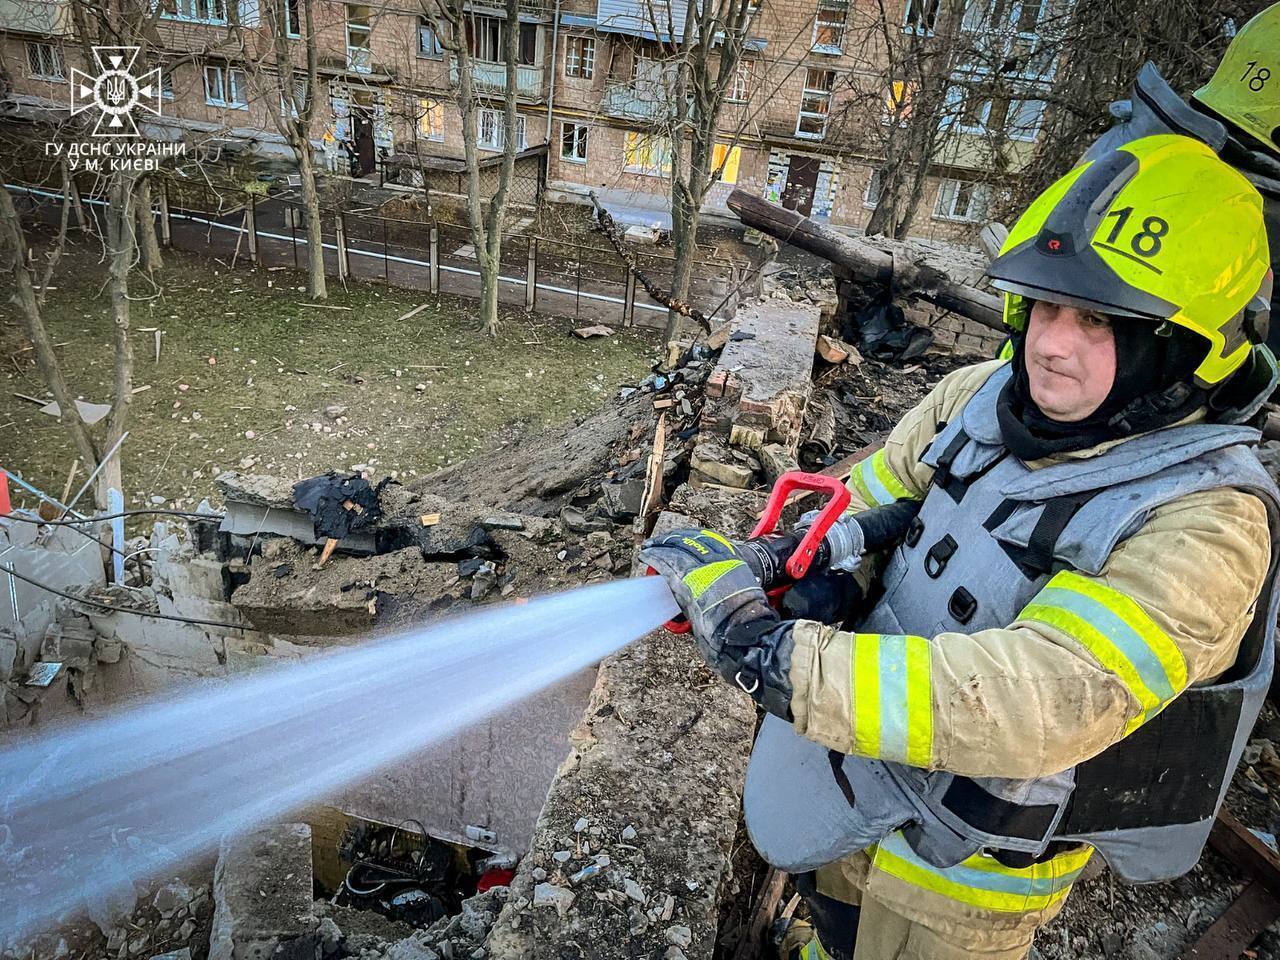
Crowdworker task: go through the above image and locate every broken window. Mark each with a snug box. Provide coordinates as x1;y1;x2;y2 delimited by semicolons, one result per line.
934;178;992;221
796;68;834;139
279;77;308;119
204;64;247;108
469;15;538;66
726;59;752;102
170;0;228;23
478;109;527;151
25;42;65;81
418;98;445;140
284;0;300;36
623;131;672;176
864;169;882;207
712;142;742;183
811;0;847;53
346;4;372;73
561;121;589;162
418;17;443;58
883;78;912;125
903;0;940;33
565;36;595;78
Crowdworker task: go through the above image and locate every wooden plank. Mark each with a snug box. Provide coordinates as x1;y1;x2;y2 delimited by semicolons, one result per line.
1179;881;1280;959
1209;809;1280;897
733;868;788;960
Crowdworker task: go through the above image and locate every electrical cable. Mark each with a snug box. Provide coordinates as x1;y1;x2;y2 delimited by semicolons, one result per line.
0;563;249;632
3;508;226;526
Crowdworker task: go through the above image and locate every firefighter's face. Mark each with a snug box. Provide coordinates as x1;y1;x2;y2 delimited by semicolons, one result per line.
1024;300;1117;422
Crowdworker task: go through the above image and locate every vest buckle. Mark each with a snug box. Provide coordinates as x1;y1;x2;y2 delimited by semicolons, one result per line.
924;535;958;579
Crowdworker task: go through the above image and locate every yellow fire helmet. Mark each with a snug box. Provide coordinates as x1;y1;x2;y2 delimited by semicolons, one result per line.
987;134;1273;386
1194;4;1280;157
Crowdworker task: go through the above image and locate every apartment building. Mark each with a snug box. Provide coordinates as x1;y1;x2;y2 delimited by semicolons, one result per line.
0;0;1061;238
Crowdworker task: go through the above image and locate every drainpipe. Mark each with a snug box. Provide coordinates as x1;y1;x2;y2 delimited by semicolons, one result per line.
544;0;562;144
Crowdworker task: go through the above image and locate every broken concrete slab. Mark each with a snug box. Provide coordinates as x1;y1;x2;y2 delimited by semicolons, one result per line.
210;823;318;960
691;437;756;489
708;301;820;451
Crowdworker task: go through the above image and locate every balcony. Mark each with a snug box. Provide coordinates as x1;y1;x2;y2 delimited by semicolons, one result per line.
602;83;668;121
467;0;550;16
0;0;71;34
449;61;545;99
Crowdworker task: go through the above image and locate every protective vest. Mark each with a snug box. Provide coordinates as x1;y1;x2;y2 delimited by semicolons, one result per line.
744;364;1280;884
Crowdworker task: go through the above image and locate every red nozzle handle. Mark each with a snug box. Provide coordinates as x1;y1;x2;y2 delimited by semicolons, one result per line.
749;471;851;581
647;565;692;633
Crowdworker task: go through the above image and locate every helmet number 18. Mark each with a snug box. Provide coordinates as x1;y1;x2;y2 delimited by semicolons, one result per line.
1099;206;1170;264
1240;61;1271;92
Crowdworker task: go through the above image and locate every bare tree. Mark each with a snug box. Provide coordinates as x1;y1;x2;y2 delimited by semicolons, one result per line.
424;0;524;336
253;0;328;300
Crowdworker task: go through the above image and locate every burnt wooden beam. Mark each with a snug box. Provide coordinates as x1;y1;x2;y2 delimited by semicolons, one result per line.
726;189;1005;332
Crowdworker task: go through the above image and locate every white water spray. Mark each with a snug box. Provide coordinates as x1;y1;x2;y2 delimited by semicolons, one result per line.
0;576;678;942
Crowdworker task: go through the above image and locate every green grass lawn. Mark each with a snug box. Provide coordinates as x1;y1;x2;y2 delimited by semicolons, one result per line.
1;247;660;512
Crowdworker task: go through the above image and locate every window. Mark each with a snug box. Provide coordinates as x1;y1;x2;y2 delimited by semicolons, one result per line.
169;0;228;23
811;0;847;53
945;82;991;134
623;131;671;176
883;79;911;125
1006;97;1044;141
712;143;741;183
471;15;538;65
417;17;443;58
280;77;307;118
478;108;527;151
204;64;247;108
161;67;175;99
864;169;882;207
565;36;594;78
346;4;372;73
26;42;65;81
903;0;940;33
934;178;992;221
284;0;300;36
418;98;445;141
727;60;752;102
561;122;589;162
796;68;834;139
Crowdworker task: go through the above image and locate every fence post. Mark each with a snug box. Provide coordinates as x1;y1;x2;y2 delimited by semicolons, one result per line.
246;194;259;263
158;182;171;247
69;177;88;233
624;269;636;327
335;213;349;280
429;221;440;294
525;238;536;311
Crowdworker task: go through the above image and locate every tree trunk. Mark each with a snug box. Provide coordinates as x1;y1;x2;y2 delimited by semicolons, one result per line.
101;174;135;510
0;183;100;472
135;177;163;272
478;249;500;336
297;144;327;300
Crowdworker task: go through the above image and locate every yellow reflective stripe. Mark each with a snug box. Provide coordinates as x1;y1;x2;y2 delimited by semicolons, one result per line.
699;530;737;553
850;450;915;507
800;938;832;960
852;634;933;766
873;834;1091;913
1018;570;1187;734
682;559;745;600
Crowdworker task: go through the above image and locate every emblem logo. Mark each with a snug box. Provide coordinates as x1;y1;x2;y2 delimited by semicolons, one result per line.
70;46;162;137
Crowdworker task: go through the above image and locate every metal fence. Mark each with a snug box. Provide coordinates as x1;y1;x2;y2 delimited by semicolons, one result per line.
5;178;744;328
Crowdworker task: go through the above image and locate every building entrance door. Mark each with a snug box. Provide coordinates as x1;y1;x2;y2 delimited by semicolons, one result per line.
781;155;820;216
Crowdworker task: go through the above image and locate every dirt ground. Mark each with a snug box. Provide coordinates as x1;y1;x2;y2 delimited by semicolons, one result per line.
0;243;661;518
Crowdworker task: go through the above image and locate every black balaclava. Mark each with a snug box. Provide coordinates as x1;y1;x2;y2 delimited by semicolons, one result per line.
997;309;1209;461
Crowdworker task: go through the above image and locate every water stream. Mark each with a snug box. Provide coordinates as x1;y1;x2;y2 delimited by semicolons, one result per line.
0;576;679;942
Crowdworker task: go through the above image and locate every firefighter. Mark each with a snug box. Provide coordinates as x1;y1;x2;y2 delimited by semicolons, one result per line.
641;135;1279;960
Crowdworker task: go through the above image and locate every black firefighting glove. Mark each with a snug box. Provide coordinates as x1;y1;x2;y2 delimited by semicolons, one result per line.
640;528;795;719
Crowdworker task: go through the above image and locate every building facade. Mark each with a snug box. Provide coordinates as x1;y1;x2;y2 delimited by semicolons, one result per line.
0;0;1062;240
